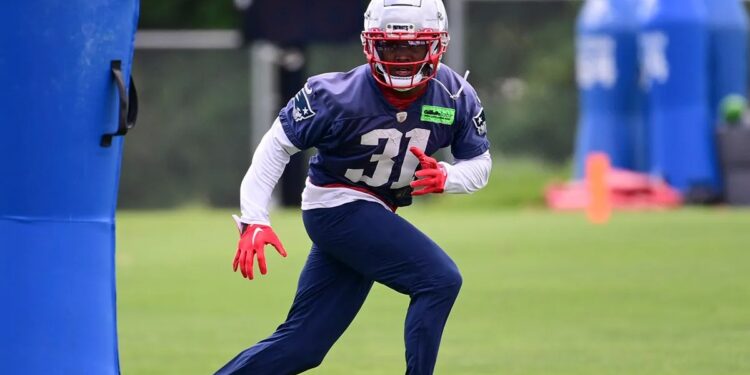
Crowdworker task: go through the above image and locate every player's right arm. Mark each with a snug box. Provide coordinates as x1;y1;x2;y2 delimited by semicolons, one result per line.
238;117;300;226
233;79;332;281
233;117;300;280
410;81;492;196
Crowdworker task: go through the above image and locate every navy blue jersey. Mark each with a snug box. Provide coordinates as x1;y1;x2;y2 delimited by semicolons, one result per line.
278;64;490;208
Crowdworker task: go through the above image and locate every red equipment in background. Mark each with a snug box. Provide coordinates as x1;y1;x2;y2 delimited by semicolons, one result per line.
546;166;683;212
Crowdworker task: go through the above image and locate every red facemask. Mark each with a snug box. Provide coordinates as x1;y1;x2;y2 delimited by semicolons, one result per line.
362;30;448;90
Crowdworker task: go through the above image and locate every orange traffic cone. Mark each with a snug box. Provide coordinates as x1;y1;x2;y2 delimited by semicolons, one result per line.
586;152;612;224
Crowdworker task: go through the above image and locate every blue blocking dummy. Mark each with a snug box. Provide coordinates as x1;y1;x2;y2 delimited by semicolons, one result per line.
706;0;748;125
574;0;642;178
0;1;139;374
638;0;717;197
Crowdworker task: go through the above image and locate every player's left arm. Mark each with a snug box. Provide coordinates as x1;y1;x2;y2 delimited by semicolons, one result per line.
409;147;491;195
439;150;492;193
411;85;492;195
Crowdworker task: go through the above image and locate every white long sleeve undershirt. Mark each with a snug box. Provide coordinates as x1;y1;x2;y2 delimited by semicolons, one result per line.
239;117;492;225
439;151;492;194
239;118;299;225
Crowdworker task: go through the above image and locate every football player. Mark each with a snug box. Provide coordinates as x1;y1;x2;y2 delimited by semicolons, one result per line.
216;0;491;374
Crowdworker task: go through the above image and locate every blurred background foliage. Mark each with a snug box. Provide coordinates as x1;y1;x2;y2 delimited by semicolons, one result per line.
139;1;240;29
121;1;580;208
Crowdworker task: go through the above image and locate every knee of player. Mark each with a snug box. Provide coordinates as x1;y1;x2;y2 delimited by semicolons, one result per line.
444;266;463;292
432;263;463;296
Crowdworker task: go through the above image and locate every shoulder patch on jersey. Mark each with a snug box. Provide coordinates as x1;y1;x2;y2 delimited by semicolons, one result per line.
421;105;455;125
292;83;316;122
472;108;487;136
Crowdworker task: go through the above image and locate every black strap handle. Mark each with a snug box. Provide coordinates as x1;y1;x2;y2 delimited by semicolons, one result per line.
101;60;139;147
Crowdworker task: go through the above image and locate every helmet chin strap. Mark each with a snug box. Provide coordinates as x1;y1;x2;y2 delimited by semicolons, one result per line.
394;86;416;92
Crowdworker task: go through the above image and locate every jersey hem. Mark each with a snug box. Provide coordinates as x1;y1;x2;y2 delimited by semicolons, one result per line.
301;178;395;213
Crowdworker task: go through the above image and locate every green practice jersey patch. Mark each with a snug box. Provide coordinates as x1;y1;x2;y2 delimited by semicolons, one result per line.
421;105;455;125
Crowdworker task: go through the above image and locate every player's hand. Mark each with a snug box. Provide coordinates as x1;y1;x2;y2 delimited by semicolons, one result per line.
409;146;447;196
233;224;287;280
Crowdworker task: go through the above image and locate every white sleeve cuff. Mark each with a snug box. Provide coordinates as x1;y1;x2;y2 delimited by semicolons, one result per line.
439;150;492;194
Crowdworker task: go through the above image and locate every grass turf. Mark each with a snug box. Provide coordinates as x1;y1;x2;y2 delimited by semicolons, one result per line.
117;207;750;374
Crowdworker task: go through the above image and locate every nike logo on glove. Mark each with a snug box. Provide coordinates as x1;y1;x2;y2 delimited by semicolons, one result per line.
232;223;287;280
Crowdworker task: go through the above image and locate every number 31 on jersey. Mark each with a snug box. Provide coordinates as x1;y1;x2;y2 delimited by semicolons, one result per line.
344;128;430;189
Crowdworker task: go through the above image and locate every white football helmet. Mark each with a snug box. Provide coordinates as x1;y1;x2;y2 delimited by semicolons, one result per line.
362;0;450;90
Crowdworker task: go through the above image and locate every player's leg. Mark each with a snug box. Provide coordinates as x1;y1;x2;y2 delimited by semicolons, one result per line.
215;244;373;375
302;201;462;375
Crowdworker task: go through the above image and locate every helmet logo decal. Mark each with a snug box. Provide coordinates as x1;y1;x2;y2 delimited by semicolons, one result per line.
384;0;422;6
386;24;415;32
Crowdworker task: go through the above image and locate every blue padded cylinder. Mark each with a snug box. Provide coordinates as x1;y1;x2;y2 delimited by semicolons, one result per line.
706;0;748;126
638;0;716;196
574;0;643;178
0;1;139;374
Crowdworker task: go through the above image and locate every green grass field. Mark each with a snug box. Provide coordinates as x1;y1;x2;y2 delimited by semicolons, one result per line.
117;206;750;375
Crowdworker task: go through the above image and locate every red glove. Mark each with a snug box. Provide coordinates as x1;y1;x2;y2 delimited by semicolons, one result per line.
232;224;287;280
409;147;447;196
